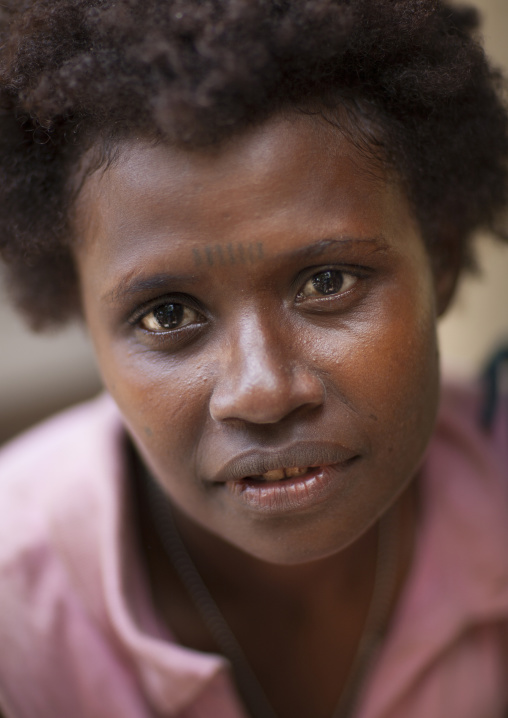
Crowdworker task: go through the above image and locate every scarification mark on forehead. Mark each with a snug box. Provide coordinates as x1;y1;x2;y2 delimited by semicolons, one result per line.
192;242;264;267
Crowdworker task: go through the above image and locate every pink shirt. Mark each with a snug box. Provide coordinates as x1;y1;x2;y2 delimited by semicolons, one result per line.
0;383;507;718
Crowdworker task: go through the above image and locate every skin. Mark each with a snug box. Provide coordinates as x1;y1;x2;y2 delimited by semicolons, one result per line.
73;112;453;718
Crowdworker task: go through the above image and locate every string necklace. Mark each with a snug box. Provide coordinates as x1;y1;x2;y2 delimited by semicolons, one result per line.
143;470;400;718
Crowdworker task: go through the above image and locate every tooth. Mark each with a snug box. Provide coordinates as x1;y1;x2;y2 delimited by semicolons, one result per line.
261;469;286;481
285;466;308;477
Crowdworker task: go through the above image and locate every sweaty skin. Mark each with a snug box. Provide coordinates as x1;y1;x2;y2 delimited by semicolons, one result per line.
73;112;452;718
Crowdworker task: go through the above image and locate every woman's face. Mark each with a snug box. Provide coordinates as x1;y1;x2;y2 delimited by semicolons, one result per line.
75;113;444;565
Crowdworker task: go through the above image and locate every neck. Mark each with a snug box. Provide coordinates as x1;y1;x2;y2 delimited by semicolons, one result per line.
172;504;378;607
152;475;418;618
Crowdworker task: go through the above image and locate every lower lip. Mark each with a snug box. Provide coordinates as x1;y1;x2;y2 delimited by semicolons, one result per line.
224;461;357;515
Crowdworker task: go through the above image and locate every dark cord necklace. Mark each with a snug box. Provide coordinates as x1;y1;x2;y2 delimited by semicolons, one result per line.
142;469;400;718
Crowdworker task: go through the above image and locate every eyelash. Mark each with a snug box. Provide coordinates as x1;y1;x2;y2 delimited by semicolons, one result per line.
128;295;205;331
129;266;368;336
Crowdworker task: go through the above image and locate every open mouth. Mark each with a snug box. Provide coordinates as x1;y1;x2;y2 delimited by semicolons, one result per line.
243;466;313;482
224;460;358;514
211;443;360;514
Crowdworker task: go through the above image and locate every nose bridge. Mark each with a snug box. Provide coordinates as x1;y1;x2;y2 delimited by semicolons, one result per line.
236;310;284;383
209;310;325;424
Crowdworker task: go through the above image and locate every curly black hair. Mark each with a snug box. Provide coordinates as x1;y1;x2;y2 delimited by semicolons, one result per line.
0;0;507;328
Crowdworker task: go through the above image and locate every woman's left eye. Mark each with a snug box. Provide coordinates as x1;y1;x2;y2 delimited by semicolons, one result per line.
298;269;357;299
139;303;203;332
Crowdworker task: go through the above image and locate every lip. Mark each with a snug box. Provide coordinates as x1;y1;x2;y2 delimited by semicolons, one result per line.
211;442;359;483
210;442;360;515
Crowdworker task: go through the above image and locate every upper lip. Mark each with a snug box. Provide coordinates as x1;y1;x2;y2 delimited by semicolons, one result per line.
210;442;359;483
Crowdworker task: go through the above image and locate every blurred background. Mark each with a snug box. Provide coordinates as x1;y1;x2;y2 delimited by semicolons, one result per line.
1;0;507;446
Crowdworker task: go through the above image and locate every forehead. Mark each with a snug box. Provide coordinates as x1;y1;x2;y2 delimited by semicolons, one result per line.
73;112;420;280
78;114;391;221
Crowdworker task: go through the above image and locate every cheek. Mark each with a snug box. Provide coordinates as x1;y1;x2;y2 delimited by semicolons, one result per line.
318;277;440;464
366;311;439;447
93;339;213;467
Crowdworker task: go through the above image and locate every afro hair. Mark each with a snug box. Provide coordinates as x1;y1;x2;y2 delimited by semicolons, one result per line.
0;0;507;328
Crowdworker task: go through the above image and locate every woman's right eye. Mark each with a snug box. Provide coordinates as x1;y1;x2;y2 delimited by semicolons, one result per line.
139;303;203;333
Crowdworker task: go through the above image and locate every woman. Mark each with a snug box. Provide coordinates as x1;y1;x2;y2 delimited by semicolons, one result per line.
0;1;507;717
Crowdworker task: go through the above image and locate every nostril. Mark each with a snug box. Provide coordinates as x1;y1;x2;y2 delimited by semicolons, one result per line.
209;366;325;425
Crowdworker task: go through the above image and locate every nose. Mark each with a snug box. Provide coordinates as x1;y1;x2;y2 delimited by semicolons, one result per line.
209;315;325;425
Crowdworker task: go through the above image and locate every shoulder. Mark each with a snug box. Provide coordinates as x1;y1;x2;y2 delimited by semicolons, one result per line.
0;395;135;716
359;379;508;718
421;378;508;610
420;378;508;621
0;394;125;578
0;392;122;474
437;378;508;476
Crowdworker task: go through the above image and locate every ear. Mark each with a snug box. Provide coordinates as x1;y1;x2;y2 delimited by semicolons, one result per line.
432;237;463;317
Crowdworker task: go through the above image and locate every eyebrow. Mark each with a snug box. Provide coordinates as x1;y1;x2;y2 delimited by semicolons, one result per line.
102;235;390;306
278;235;390;261
102;271;200;305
